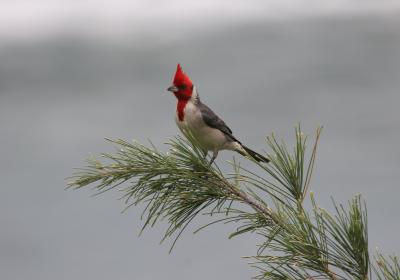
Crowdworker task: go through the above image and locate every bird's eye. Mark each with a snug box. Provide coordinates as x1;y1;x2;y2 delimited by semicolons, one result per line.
178;84;187;90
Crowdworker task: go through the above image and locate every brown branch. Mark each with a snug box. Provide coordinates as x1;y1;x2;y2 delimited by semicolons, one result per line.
218;178;341;280
326;269;338;280
229;183;278;223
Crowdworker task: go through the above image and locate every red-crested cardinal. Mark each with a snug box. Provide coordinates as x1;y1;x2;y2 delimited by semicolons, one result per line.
167;64;269;164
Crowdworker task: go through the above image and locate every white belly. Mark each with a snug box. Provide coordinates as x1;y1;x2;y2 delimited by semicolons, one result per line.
175;102;228;151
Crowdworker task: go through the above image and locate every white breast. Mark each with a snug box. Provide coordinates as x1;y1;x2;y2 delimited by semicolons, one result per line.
175;98;228;152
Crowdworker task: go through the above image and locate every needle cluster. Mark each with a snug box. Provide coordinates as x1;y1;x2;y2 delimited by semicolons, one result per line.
68;125;398;280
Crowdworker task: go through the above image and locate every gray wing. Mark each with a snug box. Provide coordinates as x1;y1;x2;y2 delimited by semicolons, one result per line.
198;102;239;142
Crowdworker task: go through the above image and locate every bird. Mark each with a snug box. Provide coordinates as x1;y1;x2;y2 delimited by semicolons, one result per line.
167;64;269;165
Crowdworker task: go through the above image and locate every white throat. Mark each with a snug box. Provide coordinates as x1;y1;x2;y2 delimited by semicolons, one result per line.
189;86;199;104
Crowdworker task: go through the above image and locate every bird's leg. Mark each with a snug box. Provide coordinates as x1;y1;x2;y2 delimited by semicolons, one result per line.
209;151;218;165
202;149;208;160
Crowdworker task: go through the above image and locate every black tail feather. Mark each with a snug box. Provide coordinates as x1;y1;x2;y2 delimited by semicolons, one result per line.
242;145;270;163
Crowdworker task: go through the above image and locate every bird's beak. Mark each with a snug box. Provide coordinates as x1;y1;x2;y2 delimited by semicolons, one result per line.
167;85;179;93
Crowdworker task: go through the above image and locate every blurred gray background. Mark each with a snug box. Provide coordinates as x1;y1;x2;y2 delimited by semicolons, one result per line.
1;1;399;279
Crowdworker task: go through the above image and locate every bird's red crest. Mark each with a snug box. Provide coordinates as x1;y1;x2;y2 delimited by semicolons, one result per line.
170;64;194;121
173;64;193;88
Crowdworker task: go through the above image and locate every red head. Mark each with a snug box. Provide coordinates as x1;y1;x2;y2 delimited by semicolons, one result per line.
167;64;193;100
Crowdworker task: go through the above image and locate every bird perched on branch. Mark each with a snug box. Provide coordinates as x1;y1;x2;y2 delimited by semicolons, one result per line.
167;64;269;164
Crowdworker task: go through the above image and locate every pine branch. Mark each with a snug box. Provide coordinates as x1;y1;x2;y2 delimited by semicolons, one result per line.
375;254;400;280
68;136;278;250
68;125;398;280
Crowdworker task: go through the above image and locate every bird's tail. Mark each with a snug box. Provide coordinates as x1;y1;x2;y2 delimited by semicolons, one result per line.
241;145;270;163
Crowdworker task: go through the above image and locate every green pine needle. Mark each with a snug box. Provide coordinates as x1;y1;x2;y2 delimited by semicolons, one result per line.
68;124;396;280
